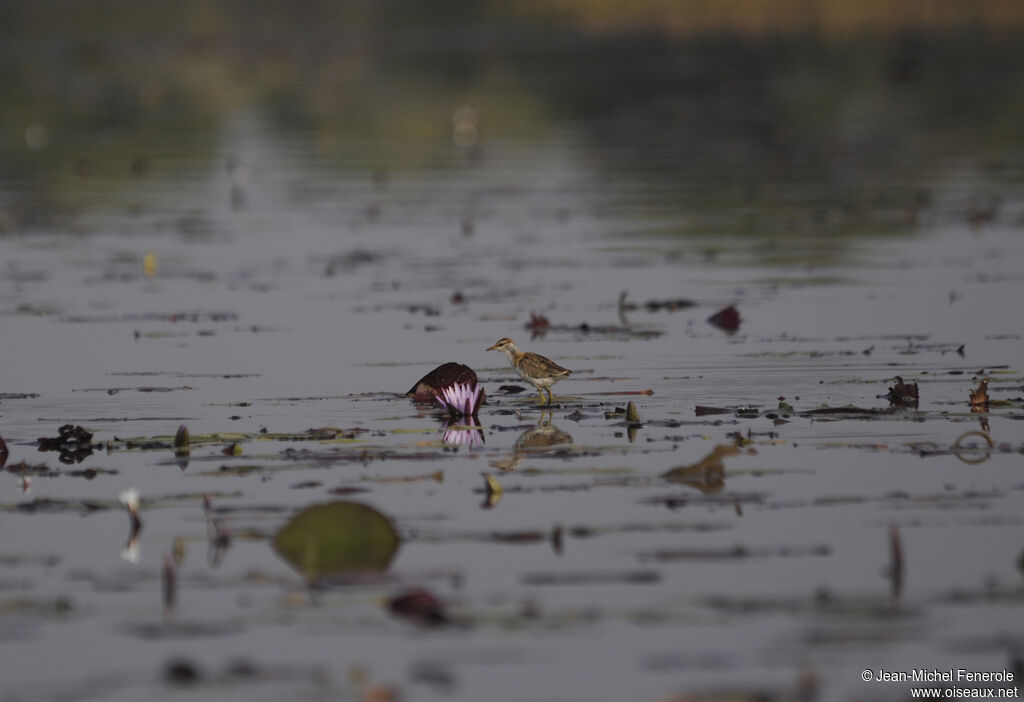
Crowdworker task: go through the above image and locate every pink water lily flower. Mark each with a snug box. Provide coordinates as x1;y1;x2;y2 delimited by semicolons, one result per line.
435;381;483;417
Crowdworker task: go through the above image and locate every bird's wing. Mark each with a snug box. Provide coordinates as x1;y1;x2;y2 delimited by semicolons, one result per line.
520;352;571;378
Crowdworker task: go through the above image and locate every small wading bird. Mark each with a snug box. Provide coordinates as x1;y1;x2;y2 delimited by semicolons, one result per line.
486;337;571;406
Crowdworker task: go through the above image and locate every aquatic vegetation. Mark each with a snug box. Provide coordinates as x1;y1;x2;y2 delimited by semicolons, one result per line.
435;381;484;418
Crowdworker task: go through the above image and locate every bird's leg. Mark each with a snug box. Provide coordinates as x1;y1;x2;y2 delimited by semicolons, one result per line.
536;388;546;405
545;388;553;406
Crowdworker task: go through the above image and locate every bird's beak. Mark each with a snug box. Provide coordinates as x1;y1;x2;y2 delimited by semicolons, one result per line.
485;343;498;351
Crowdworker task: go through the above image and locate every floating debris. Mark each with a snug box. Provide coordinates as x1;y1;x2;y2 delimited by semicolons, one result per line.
163;658;201;686
60;311;238;324
694;405;733;416
970;378;990;412
521;317;662;340
707;305;741;333
800;405;896;419
387;588;448;626
519;569;660;586
638;543;830;562
888;524;904;602
362;470;443;485
162;554;176;621
619;291;696;314
591;389;654;397
327;486;371;496
950;430;995;465
37;424;95;464
885;376;919;408
174;425;190;469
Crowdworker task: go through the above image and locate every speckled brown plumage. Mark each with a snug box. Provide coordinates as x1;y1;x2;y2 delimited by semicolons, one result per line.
486;337;571;405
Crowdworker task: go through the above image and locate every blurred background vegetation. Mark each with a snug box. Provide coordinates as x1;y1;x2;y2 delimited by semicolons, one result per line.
2;0;1023;236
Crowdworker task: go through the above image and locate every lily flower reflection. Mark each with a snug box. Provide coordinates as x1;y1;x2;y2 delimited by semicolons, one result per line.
435;382;483;418
442;417;485;448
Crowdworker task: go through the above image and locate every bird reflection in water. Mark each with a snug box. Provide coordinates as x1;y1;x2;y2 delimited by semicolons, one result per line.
661;443;740;495
490;412;573;472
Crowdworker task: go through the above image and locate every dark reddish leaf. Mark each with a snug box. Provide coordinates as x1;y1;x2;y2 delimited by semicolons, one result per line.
407;362;483;402
707;305;741;333
387;588;447;626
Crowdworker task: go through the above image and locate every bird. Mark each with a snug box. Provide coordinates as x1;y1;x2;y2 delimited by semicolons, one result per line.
486;337;571;406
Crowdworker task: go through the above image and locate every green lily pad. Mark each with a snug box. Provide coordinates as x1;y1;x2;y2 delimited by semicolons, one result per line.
272;501;399;580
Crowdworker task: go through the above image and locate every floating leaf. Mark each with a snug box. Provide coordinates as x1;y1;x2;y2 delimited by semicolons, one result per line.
387;588;447;626
407;362;482;402
707;305;741;333
162;554;176;621
888;524;903;602
362;470;443;485
272;501;399;580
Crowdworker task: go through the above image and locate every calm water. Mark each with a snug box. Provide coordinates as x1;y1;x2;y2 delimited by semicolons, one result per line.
2;8;1024;702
